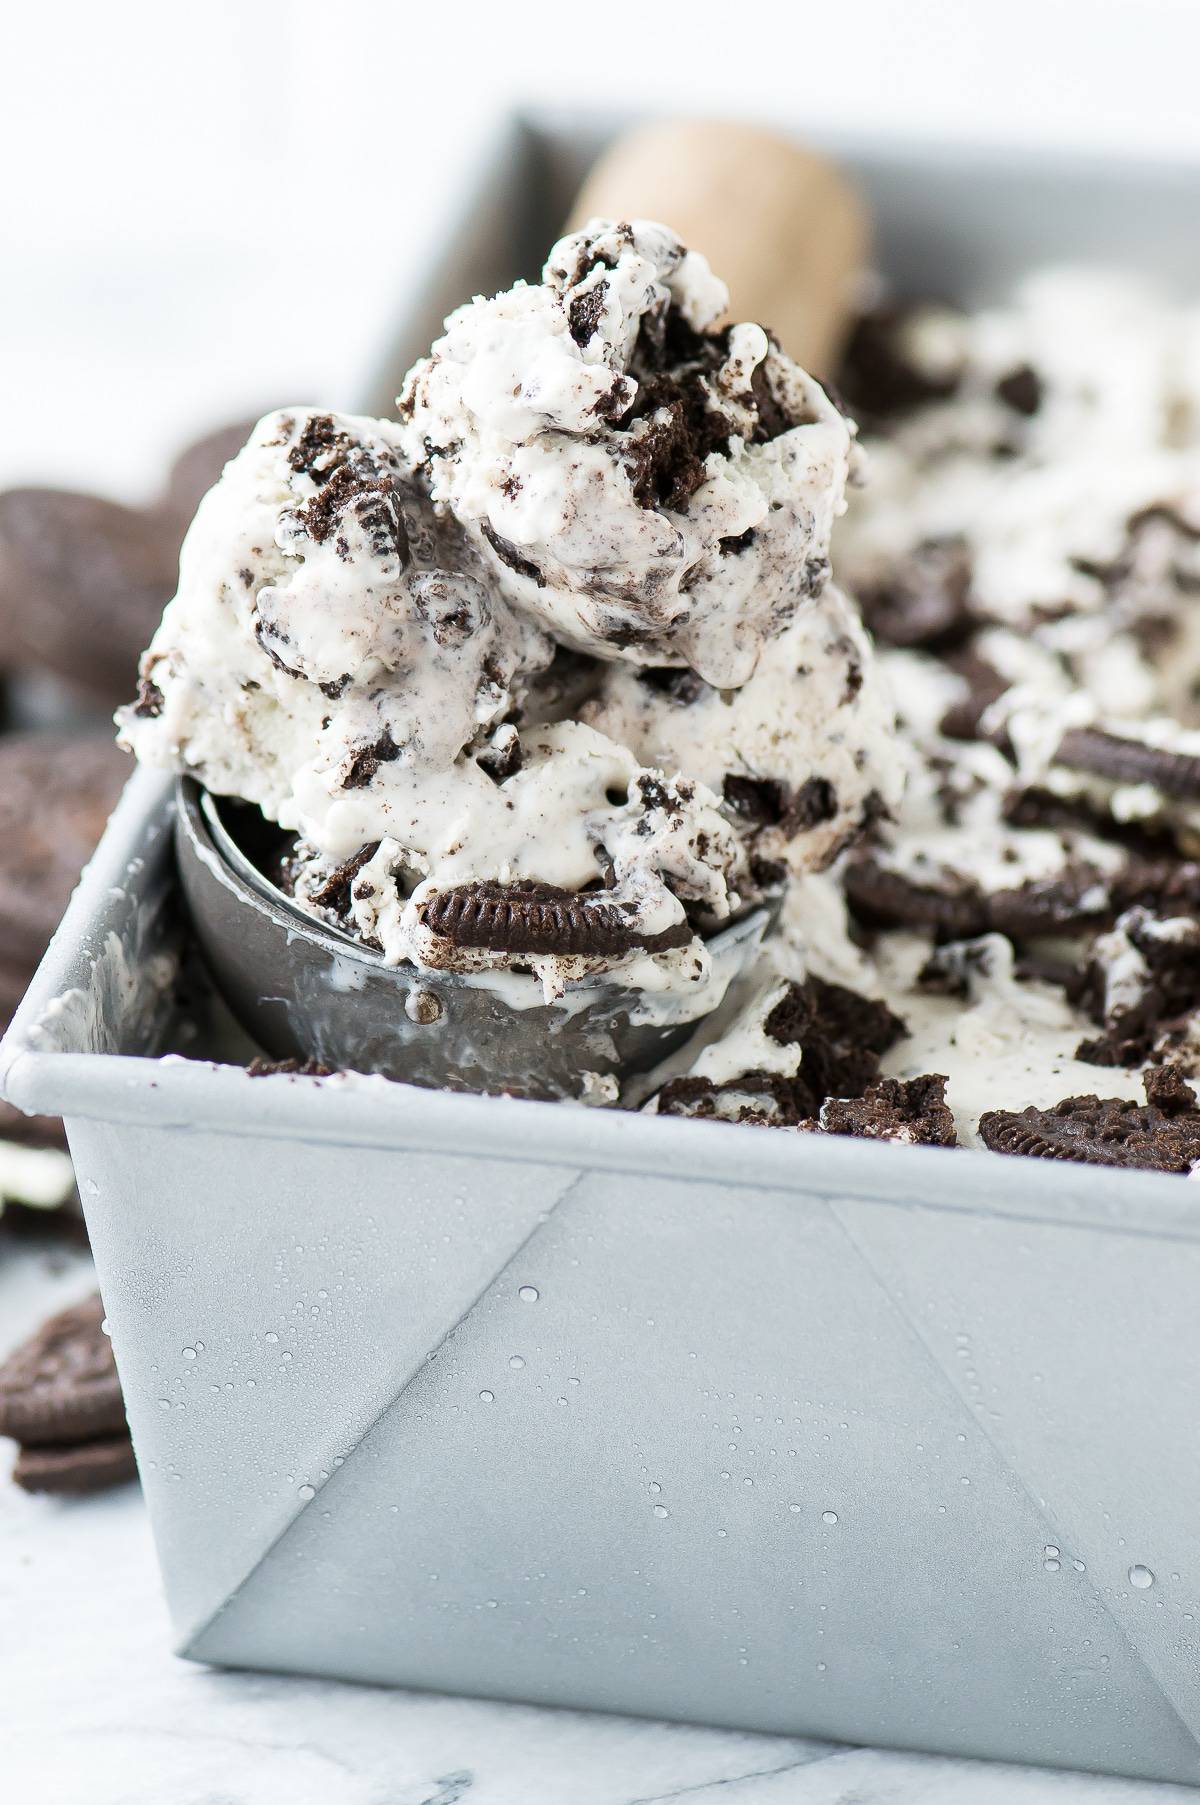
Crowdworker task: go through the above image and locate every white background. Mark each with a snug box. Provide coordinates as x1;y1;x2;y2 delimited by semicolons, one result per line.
5;0;1200;496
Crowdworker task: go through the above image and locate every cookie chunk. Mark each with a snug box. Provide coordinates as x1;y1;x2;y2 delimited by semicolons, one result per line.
979;1069;1200;1173
821;1074;957;1146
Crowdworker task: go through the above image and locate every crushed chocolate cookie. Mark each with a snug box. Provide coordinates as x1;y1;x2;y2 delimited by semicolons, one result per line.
1075;906;1200;1067
994;363;1043;416
723;774;786;827
418;879;693;959
763;974;907;1110
938;649;1008;742
789;776;838;830
821;1074;957;1146
342;729;401;790
638;666;708;706
481;520;546;587
838;305;962;420
748;351;796;443
654;1070;815;1128
131;674;165;719
245;1056;335;1078
476;727;523;783
306;843;380;917
287;412;344;480
979;1068;1200;1173
858;537;974;651
623;375;729;512
567;280;607;347
655;976;907;1132
846;855;1166;944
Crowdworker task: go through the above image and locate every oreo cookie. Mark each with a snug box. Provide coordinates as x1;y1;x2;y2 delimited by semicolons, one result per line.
979;1069;1200;1173
0;733;129;975
12;1434;137;1496
418;880;693;959
821;1074;957;1146
0;420;254;703
655;976;907;1130
858;538;973;651
0;1293;125;1448
1054;727;1200;802
846;854;1160;945
838;305;962;422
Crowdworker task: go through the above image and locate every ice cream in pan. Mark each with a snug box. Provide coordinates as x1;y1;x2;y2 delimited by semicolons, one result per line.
121;126;1200;1173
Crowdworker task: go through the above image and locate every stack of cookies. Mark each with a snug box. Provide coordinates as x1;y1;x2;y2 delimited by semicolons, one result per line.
0;423;252;1220
0;1294;133;1494
0;423;253;1494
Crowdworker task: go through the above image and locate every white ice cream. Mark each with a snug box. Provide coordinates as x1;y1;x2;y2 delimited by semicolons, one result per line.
121;223;891;1005
398;219;858;689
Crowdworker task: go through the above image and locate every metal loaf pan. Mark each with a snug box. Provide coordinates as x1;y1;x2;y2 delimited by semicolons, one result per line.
4;117;1200;1785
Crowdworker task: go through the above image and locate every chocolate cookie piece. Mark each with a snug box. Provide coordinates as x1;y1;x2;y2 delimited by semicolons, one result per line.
822;1074;957;1147
1054;727;1200;802
979;1069;1200;1173
858;538;974;652
245;1056;335;1078
13;1434;136;1496
0;733;129;973
844;860;989;939
1075;907;1200;1068
656;976;907;1131
846;854;1144;945
838;305;962;421
994;364;1043;417
655;1070;815;1129
0;1293;125;1446
0;420;256;702
938;649;1009;742
417;879;692;959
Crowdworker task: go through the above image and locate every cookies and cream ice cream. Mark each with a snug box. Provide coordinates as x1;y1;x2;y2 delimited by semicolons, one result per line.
398;220;856;690
120;221;896;1006
663;268;1200;1171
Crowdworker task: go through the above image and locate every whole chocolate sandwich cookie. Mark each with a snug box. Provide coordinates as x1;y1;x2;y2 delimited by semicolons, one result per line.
0;733;128;1213
0;420;256;705
0;1292;134;1494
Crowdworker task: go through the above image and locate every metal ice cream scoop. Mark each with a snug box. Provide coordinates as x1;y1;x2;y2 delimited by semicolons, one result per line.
175;780;776;1102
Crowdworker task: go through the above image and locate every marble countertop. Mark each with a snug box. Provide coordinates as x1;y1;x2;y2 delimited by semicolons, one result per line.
0;1234;1189;1805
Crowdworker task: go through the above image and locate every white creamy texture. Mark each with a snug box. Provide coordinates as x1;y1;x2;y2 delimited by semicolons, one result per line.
121;229;890;1000
118;410;755;982
583;584;901;875
840;271;1200;652
399;219;857;689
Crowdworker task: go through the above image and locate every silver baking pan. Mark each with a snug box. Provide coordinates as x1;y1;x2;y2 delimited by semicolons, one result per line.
4;114;1200;1785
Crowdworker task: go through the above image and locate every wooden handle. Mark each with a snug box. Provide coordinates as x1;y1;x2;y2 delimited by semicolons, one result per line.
565;120;869;377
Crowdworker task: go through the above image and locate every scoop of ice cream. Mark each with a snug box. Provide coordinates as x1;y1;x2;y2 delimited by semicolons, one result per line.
398;218;856;688
119;410;759;996
118;409;553;860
